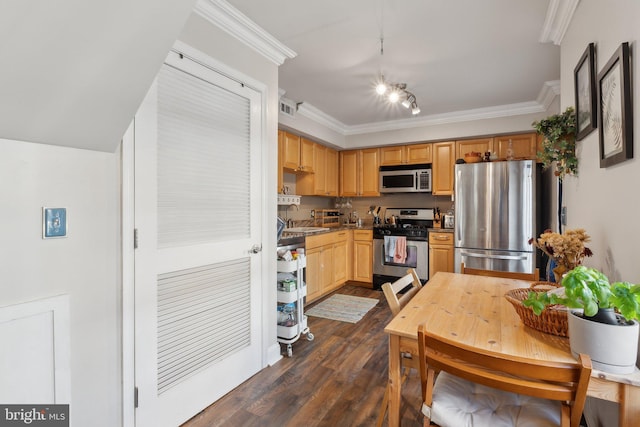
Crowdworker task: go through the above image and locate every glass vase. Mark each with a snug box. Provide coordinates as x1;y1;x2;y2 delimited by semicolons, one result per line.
546;258;558;283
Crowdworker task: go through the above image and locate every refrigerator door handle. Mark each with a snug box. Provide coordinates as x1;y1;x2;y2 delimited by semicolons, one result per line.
460;251;529;261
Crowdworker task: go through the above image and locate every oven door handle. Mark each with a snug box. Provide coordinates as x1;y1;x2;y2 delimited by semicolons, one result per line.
460;251;528;261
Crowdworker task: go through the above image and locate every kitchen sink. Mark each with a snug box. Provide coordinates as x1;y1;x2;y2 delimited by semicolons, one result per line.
283;227;330;234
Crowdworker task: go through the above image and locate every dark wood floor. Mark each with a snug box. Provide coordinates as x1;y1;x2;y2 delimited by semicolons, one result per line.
182;284;423;427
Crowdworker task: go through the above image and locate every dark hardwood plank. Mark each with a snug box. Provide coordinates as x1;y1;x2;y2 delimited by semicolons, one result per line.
182;284;423;427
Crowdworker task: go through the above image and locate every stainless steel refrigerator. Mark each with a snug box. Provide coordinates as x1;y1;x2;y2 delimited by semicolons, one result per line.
454;160;543;274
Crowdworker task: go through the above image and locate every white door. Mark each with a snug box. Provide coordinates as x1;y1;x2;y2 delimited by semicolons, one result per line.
134;51;263;427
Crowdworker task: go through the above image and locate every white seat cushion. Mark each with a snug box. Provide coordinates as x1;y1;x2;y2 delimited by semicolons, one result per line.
422;371;561;427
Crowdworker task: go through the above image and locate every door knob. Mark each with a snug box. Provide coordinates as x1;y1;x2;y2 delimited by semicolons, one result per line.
250;244;262;254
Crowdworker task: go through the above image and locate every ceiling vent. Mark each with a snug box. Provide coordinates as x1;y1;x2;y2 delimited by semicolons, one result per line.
279;97;296;118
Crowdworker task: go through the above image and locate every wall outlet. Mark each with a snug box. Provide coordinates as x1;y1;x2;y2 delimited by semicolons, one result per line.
310;209;315;218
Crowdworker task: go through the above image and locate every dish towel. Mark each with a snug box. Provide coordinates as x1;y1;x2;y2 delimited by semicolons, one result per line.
384;236;396;263
393;236;407;264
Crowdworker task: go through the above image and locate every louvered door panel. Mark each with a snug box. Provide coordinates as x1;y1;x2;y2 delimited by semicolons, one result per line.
158;64;250;248
157;258;250;394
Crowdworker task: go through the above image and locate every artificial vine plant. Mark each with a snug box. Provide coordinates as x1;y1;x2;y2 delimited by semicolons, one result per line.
532;106;578;180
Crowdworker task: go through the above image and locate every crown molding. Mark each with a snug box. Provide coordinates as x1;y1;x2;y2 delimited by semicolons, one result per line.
195;0;296;65
536;80;561;109
295;102;349;134
342;101;547;136
294;80;559;136
539;0;580;45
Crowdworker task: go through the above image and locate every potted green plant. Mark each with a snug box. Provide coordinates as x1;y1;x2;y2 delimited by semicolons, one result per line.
532;106;577;179
524;266;640;373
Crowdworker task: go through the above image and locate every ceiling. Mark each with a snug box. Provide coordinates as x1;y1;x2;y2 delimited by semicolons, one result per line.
226;0;562;129
0;0;199;152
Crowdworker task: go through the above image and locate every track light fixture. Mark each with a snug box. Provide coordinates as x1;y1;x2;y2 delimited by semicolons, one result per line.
401;93;415;109
375;76;420;115
375;12;420;116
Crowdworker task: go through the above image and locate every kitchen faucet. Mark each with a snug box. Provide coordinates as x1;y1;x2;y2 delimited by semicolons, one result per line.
285;204;298;228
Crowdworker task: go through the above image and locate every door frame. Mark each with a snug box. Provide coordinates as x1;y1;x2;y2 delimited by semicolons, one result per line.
121;40;277;427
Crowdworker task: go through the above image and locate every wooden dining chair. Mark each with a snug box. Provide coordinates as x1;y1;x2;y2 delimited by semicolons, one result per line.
376;268;423;427
417;323;592;427
461;261;540;281
381;268;423;316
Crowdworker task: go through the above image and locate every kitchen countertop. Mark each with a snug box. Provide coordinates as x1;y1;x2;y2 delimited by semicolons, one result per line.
278;225;373;246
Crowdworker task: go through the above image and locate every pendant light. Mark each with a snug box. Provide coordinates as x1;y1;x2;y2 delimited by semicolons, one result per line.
374;10;420;115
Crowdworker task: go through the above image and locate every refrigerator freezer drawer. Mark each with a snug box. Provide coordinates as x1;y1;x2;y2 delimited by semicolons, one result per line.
454;248;534;274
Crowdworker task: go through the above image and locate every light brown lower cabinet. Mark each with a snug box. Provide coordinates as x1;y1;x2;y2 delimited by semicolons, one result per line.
352;229;373;284
429;231;454;279
305;230;349;302
305;247;323;302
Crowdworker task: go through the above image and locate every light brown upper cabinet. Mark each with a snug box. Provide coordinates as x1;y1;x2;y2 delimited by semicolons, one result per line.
297;142;339;197
456;138;494;161
325;147;338;197
299;138;315;172
406;143;433;164
432;141;455;196
281;131;314;172
360;148;380;196
281;131;300;171
339;148;380;197
380;146;404;166
494;133;538;160
340;150;358;197
277;130;284;192
380;143;432;166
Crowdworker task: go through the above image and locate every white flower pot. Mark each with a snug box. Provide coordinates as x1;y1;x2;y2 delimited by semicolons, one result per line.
568;310;639;374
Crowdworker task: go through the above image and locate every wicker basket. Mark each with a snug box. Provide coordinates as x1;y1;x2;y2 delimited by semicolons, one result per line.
504;282;569;337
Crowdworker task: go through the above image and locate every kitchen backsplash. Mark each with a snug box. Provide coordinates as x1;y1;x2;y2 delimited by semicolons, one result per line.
278;172;454;227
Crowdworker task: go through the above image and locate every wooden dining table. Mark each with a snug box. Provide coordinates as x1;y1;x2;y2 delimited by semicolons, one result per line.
384;272;640;427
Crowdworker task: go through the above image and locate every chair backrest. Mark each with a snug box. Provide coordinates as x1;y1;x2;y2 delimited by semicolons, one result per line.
461;262;540;281
381;268;422;316
417;323;592;427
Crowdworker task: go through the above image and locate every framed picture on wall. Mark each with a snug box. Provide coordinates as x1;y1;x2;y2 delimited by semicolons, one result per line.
574;43;597;141
598;42;633;168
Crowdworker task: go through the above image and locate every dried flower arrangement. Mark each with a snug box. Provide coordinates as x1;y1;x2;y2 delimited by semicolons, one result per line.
529;228;593;281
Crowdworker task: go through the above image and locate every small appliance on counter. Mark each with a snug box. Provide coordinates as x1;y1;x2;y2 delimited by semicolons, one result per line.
443;212;454;229
318;209;340;227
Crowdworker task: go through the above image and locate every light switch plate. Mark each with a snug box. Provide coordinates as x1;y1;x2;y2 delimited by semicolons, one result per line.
43;207;67;239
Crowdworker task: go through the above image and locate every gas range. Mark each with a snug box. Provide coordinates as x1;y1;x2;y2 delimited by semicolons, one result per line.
372;208;434;289
373;224;430;239
372;208;435;240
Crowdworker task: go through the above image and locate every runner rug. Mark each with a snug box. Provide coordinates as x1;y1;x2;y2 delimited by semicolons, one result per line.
306;294;379;323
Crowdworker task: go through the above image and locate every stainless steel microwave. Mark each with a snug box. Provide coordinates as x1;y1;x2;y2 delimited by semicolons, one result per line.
379;164;432;193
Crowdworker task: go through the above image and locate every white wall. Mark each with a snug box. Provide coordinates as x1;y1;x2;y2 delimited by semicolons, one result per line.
561;1;640;283
0;139;120;426
561;3;640;424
